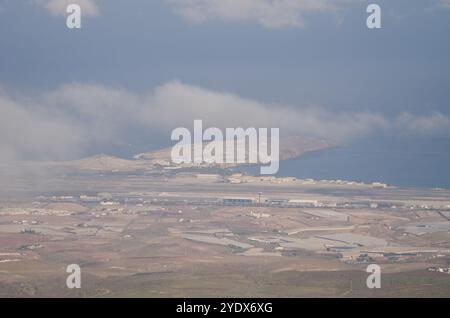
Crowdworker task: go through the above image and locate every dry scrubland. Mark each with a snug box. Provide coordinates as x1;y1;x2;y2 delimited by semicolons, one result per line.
1;161;450;297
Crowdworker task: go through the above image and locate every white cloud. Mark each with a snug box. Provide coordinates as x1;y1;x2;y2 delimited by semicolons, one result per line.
145;81;389;141
396;112;450;136
166;0;360;28
1;81;449;161
0;94;84;161
37;0;98;17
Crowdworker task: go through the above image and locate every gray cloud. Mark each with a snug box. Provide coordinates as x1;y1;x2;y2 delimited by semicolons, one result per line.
440;0;450;8
32;1;450;26
1;81;449;162
0;93;84;161
396;112;450;136
166;0;362;28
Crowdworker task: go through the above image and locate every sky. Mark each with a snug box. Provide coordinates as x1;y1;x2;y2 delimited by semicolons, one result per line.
0;0;450;161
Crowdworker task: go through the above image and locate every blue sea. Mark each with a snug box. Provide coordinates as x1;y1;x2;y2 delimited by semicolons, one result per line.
244;137;450;189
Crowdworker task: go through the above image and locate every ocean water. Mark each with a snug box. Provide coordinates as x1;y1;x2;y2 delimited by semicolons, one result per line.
244;137;450;189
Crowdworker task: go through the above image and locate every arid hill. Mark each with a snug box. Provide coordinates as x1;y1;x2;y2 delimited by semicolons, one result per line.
136;136;332;161
52;136;333;172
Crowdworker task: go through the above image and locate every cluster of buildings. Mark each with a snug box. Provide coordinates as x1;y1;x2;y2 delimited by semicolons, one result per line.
224;173;389;189
221;197;392;209
428;267;450;274
35;192;450;212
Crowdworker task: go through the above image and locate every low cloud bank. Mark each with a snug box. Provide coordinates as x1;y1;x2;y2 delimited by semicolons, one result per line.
1;81;449;162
